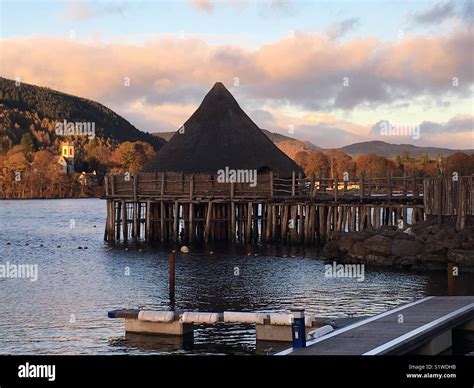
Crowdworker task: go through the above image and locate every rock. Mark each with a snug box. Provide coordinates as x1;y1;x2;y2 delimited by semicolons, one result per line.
403;227;415;236
363;235;391;256
321;241;340;259
390;239;423;258
448;249;474;266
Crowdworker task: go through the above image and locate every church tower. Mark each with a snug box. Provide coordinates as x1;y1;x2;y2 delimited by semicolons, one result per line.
59;141;75;174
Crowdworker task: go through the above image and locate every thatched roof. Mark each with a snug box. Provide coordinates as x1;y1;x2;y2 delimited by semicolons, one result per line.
145;82;303;177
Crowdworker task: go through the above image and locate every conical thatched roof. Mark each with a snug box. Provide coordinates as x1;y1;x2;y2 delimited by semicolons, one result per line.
145;82;303;177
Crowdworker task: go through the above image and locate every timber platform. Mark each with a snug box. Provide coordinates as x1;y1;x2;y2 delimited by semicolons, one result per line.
103;172;472;245
277;296;474;355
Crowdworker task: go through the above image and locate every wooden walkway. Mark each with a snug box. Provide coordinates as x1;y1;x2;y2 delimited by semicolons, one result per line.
277;296;474;355
103;173;472;244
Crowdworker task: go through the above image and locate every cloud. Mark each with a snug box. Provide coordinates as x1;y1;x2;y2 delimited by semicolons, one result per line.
0;28;472;148
59;1;126;22
412;1;455;25
189;0;214;14
326;17;359;40
2;29;472;112
410;0;474;27
368;115;473;148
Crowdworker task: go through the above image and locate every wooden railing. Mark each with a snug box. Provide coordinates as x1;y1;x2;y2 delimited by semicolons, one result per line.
104;171;428;201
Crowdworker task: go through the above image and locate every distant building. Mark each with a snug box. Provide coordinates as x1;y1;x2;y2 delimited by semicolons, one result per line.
57;141;74;174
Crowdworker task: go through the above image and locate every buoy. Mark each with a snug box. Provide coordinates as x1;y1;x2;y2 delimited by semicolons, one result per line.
25;243;29;246
57;245;61;248
138;248;143;252
84;246;88;250
180;246;189;254
247;252;252;256
125;247;129;251
6;242;11;245
209;250;214;255
254;253;258;257
40;244;44;247
78;246;83;249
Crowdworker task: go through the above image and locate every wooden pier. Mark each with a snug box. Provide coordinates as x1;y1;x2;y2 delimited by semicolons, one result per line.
103;172;472;245
277;296;474;355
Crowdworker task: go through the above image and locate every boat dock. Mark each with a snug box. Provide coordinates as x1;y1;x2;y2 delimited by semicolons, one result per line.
277;296;474;355
108;309;326;342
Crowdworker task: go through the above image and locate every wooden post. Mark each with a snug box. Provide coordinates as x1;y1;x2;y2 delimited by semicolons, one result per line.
334;175;339;202
265;204;272;242
246;202;252;242
160;173;165;198
132;202;138;241
111;175;115;197
146;201;152;242
290;204;297;243
189;174;194;201
269;173;274;198
282;205;288;242
292;171;296;197
189;202;194;243
173;201;179;241
116;201;122;240
205;201;213;243
160;201;165;242
169;250;176;304
310;175;315;198
230;201;236;242
387;171;392;201
122;201;128;242
104;175;109;197
133;174;138;201
403;171;408;197
359;172;365;200
437;175;443;225
412;171;417;198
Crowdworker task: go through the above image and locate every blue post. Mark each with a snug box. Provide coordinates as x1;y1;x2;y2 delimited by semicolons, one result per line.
291;308;306;348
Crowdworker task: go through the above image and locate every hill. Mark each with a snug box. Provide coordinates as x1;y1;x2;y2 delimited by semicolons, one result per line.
153;127;322;159
0;77;165;152
339;140;473;158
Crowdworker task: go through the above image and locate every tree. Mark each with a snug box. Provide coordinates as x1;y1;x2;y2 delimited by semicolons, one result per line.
324;150;355;179
294;151;329;177
446;152;474;176
355;154;393;177
20;132;34;152
3;152;29;172
111;141;155;173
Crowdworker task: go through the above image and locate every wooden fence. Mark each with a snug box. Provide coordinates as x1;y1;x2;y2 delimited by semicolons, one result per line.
104;171;425;202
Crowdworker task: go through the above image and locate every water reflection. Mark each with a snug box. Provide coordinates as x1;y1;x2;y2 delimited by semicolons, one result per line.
0;199;473;355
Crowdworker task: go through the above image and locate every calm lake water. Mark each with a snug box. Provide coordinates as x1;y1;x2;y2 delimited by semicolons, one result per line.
0;199;473;355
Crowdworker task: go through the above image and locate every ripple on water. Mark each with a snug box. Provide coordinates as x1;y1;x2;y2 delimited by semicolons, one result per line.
0;199;472;354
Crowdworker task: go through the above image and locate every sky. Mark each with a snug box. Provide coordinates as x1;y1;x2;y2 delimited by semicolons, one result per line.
0;0;473;149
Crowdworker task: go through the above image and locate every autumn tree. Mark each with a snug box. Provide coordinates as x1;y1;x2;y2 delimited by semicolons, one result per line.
355;154;394;177
324;150;355;179
446;152;474;176
111;141;155;173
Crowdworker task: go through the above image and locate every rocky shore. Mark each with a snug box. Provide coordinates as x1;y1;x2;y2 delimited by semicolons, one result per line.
321;217;474;270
